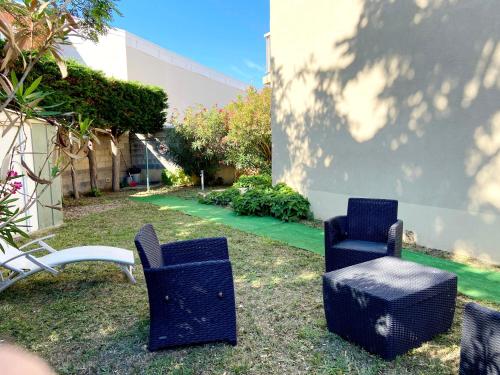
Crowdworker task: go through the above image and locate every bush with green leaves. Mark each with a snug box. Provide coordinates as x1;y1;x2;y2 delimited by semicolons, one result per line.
232;188;273;217
166;87;271;177
199;187;240;206
225;87;271;171
269;184;311;222
164;126;221;183
17;56;169;135
166;106;227;181
231;182;310;222
161;169;192;187
233;173;272;189
161;170;173;186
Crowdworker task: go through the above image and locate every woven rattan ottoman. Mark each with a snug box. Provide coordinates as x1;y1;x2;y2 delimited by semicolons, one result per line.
323;256;457;360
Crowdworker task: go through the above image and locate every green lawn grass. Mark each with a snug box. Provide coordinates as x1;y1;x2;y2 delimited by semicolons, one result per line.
0;190;498;374
132;193;500;303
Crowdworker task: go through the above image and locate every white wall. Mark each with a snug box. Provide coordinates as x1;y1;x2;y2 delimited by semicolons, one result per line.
270;0;500;264
63;28;128;80
0;116;40;233
61;28;247;116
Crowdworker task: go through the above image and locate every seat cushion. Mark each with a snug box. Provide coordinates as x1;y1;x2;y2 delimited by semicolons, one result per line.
333;240;388;254
324;256;457;305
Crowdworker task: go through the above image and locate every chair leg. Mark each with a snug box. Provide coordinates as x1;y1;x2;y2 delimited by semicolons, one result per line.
120;265;136;284
0;272;26;293
0;279;13;293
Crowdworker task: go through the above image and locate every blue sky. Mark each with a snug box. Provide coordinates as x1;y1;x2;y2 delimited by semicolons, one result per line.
112;0;269;87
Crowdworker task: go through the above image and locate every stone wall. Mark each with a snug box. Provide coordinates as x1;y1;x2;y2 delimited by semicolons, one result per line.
62;133;132;195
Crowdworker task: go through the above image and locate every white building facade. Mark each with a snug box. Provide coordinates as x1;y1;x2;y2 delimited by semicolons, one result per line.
62;28;247;116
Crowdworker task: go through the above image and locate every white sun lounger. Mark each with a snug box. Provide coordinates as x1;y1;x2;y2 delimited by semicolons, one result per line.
0;235;136;293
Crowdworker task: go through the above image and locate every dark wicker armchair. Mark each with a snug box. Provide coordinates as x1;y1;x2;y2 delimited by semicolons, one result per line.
324;198;403;272
134;224;237;351
459;302;500;375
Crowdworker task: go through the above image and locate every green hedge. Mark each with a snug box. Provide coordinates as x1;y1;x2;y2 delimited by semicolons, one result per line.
2;39;169;136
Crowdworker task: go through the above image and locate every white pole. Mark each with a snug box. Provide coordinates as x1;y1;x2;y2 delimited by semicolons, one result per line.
200;170;204;191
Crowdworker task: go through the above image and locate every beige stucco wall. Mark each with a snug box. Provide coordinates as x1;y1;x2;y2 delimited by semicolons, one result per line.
61;28;247;117
124;33;246;115
270;0;500;264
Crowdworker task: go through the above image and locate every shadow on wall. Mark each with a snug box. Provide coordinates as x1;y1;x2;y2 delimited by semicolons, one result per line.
272;0;500;221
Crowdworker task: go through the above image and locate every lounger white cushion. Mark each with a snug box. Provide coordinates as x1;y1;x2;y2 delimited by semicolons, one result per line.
0;237;136;293
35;246;135;270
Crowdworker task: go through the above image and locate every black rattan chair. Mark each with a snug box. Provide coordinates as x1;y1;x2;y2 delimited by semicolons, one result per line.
459;302;500;375
324;198;403;272
134;224;237;351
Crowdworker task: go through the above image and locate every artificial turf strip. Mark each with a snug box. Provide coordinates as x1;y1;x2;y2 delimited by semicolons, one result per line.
131;194;500;303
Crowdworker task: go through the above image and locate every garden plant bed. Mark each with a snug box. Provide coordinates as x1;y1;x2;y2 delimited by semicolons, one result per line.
0;189;498;374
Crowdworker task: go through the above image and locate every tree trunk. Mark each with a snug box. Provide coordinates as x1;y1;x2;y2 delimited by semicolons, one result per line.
70;144;79;199
111;138;120;192
88;147;98;192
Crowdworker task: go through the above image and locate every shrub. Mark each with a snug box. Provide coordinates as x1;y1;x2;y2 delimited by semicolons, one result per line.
269;184;311;222
166;87;271;177
164;127;220;182
199;187;240;206
225;87;271;171
161;170;173;186
89;188;102;197
23;57;168;135
162;169;193;187
167;106;227;180
233;174;272;189
233;189;272;216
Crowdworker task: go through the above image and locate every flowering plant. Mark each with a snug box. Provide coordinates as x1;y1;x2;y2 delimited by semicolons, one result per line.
0;0;119;251
2;170;22;196
0;169;29;246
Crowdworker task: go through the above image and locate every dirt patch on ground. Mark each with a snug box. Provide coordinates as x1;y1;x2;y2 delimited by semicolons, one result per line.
63;201;126;220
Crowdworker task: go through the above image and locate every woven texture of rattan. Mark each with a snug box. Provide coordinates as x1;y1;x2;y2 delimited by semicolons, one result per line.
459;302;500;375
324;198;403;272
134;224;237;351
323;256;457;360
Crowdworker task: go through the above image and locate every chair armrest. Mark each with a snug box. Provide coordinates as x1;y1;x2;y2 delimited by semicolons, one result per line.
387;220;403;257
19;234;56;252
160;237;229;265
324;215;347;249
1;248;59;275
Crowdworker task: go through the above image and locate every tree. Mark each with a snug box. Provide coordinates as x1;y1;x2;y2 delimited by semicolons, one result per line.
56;0;121;41
105;80;168;191
0;0;120;250
17;58;168;192
225;87;271;172
167;105;228;180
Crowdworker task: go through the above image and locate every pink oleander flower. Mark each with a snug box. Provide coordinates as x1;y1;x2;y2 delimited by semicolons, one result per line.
9;181;22;195
7;170;18;179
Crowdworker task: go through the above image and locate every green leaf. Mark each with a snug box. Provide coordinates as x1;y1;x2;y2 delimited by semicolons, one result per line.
24;75;43;96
